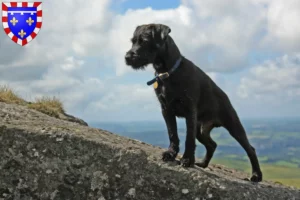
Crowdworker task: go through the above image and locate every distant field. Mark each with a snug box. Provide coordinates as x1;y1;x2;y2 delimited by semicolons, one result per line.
212;158;300;188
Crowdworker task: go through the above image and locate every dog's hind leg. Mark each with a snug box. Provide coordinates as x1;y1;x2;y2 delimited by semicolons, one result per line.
223;112;263;182
195;121;217;168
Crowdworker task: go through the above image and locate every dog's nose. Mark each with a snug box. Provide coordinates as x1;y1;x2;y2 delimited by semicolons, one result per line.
125;51;134;62
125;51;133;59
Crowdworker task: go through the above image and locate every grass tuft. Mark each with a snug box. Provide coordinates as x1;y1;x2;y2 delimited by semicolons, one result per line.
0;85;65;118
0;85;26;105
28;96;65;118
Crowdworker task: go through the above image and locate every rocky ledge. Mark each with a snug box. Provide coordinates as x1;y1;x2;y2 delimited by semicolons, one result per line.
0;102;299;200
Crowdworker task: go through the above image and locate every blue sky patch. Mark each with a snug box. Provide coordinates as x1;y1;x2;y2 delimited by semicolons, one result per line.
111;0;181;14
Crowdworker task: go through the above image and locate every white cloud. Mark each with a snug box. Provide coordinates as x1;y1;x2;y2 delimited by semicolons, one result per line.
262;0;300;52
60;57;84;71
0;0;111;76
238;53;300;101
106;5;195;76
1;0;300;121
106;1;267;75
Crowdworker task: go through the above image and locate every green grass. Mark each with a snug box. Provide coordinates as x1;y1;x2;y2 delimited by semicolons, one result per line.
212;158;251;172
275;161;299;168
258;156;269;162
274;179;300;188
216;138;237;146
224;154;239;159
212;158;300;188
291;158;300;164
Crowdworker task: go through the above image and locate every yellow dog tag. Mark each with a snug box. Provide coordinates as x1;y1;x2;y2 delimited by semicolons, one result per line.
153;81;158;89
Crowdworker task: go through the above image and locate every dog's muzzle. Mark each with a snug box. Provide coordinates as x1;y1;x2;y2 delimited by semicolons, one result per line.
125;51;134;64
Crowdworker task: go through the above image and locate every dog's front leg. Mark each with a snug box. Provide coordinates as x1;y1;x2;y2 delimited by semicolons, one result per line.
161;107;180;162
181;108;197;167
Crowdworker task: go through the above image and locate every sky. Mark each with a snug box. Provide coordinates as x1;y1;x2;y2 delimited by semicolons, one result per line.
0;0;300;123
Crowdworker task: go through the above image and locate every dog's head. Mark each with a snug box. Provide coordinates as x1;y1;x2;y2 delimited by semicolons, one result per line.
125;23;171;69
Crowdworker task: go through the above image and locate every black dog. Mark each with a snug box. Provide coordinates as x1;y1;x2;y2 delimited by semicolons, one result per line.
125;23;262;182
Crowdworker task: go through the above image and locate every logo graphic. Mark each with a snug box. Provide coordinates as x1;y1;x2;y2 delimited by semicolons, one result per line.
2;2;42;46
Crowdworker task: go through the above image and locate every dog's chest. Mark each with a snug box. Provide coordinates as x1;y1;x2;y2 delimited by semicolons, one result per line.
155;83;186;116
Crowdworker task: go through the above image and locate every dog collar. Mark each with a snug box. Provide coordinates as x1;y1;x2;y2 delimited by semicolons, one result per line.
147;56;182;86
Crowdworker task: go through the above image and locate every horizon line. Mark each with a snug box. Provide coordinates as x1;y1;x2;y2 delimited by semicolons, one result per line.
88;116;300;124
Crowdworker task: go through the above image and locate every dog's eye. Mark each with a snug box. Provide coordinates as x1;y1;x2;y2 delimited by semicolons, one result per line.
139;38;148;44
138;38;144;44
131;38;135;43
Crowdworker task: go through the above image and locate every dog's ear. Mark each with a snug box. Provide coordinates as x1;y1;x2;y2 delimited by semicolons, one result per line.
152;24;171;46
159;24;171;40
136;25;141;30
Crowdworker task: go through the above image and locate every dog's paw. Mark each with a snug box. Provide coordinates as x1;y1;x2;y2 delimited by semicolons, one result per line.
162;150;177;162
250;171;263;182
180;156;195;167
194;161;208;168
